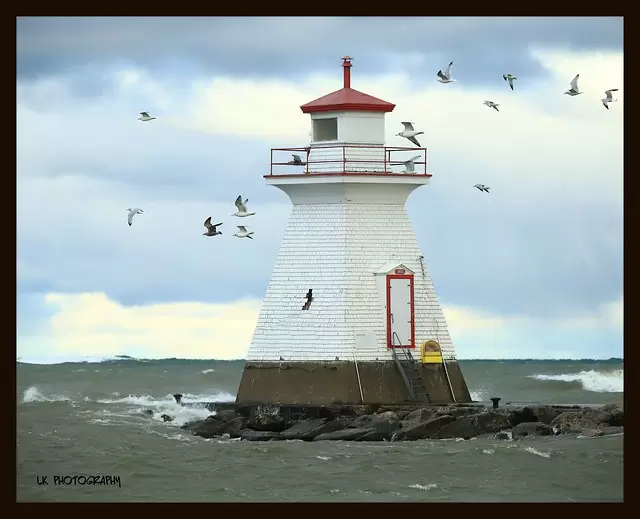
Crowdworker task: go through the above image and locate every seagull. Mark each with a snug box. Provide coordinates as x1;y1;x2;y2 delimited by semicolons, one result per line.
202;217;223;237
564;75;583;96
233;225;254;239
396;122;424;147
473;184;490;193
402;155;422;173
232;195;256;217
437;61;456;83
601;88;619;110
126;208;144;226
138;111;156;122
291;154;305;165
483;100;500;112
503;73;517;91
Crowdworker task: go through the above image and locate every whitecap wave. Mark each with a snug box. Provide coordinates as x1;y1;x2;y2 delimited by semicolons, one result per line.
21;386;71;404
529;369;623;393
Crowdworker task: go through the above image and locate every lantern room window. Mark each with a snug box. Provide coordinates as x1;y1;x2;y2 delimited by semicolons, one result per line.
313;118;338;142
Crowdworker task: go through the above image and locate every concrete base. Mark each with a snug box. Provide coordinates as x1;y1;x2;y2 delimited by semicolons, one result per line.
235;360;472;405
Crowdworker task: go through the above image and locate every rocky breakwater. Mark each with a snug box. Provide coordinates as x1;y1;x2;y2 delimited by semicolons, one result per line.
178;402;624;442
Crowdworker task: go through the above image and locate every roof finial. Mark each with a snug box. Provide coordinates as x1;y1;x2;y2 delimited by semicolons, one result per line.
342;56;352;89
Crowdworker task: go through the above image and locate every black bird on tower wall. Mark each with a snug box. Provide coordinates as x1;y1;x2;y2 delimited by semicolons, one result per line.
302;289;313;310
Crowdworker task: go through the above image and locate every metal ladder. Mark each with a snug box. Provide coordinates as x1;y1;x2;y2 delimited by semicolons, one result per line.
391;332;430;403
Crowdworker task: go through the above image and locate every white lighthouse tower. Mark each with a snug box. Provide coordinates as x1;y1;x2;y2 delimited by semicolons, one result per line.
236;56;471;405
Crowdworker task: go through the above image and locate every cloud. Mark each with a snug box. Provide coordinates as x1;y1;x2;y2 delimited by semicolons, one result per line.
16;17;622;86
16;292;622;363
16;26;623;363
18;292;261;363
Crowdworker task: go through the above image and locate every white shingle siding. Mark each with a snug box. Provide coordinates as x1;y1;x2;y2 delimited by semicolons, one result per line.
247;185;458;363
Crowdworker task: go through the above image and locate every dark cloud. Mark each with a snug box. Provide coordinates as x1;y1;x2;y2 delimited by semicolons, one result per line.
17;17;623;90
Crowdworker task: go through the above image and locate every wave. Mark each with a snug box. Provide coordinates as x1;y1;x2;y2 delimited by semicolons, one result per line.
95;391;235;406
21;386;72;403
529;369;623;393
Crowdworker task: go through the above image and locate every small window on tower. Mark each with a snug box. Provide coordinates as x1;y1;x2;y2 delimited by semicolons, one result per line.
313;118;338;142
302;289;313;310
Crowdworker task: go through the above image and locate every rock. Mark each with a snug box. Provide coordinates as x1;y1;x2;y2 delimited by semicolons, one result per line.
596;404;624;426
143;409;154;417
511;422;553;438
318;406;337;421
507;407;538;426
240;430;283;441
473;410;513;433
439;407;482;419
401;408;435;428
188;416;228;438
397;415;457;441
432;417;481;440
355;429;392;441
225;417;249;438
299;418;354;441
247;412;287;432
532;406;564;425
493;432;512;440
581;428;605;438
347;415;373;429
313;427;374;441
281;418;327;440
370;411;401;434
550;412;599;434
214;409;238;422
599;426;624;436
160;414;173;422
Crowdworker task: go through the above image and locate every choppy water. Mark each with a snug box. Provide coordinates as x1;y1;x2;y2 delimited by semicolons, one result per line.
17;358;624;502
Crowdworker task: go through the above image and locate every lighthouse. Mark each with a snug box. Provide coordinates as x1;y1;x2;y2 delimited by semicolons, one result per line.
236;56;472;406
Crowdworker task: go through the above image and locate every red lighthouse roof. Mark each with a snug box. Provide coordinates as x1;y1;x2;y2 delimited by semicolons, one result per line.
300;56;396;114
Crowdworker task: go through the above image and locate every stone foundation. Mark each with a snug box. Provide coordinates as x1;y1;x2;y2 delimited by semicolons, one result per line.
235;360;471;405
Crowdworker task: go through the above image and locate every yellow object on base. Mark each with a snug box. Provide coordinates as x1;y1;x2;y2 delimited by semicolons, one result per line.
421;340;443;364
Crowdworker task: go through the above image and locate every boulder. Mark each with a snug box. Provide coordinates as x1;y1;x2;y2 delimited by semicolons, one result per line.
432;417;481;440
313;427;374;441
370;411;401;435
318;406;337;421
188;416;228;438
347;415;373;429
599;426;624;436
214;409;238;422
507;407;538;426
596;404;624;427
438;407;483;419
225;417;249;438
550;412;599;434
532;406;564;425
281;418;328;440
299;417;354;441
247;412;288;432
397;415;457;441
355;429;393;442
493;432;512;440
511;422;553;438
160;414;173;422
473;410;513;433
401;408;435;428
240;430;283;441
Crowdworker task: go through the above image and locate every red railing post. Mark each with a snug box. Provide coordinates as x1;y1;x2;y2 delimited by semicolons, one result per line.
270;148;273;176
384;146;387;173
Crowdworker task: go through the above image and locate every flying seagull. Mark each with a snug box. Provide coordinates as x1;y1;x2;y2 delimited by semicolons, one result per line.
437;61;456;84
473;184;490;193
202;217;223;237
483;100;500;112
233;225;254;239
138;111;156;122
503;73;517;91
564;75;582;96
396;122;424;147
232;195;256;217
126;208;144;226
402;155;422;173
601;88;619;110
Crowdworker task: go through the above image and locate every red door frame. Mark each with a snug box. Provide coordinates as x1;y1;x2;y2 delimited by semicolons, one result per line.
386;274;416;349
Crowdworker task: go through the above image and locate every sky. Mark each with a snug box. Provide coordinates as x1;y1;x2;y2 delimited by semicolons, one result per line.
16;16;624;363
